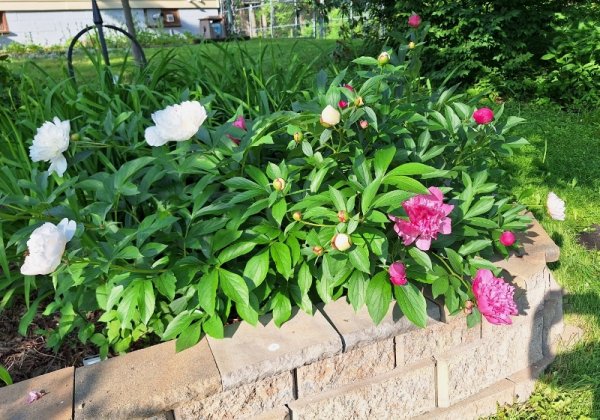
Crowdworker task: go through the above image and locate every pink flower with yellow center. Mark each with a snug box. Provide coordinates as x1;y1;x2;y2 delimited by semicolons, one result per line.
388;187;453;251
472;269;518;325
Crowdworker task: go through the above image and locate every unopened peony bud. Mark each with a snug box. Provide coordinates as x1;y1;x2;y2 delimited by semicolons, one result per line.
293;131;303;143
408;41;416;49
408;14;422;28
473;107;494;125
273;178;286;191
377;51;390;66
293;211;302;221
313;245;324;256
331;233;352;251
321;105;341;127
337;210;349;223
465;300;474;310
354;96;364;107
338;100;348;109
70;133;80;142
360;120;369;129
499;231;516;247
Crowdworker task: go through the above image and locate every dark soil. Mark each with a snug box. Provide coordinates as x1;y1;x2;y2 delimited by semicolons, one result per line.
577;224;600;251
0;300;98;385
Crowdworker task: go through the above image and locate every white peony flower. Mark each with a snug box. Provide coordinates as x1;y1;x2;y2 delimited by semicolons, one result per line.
320;105;341;127
331;233;352;252
29;117;70;177
144;101;207;147
21;218;77;276
546;192;566;221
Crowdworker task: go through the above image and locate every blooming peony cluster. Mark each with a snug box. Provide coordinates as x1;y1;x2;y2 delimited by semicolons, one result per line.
472;269;518;325
144;100;207;146
389;187;454;251
29;117;71;177
21;218;77;276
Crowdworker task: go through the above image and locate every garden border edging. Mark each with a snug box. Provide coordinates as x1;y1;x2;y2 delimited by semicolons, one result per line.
0;218;583;420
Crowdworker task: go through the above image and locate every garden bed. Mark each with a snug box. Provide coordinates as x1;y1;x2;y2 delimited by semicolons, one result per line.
0;219;583;419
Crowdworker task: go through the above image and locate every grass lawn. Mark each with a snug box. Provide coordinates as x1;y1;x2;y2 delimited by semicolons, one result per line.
3;38;600;417
6;38;340;81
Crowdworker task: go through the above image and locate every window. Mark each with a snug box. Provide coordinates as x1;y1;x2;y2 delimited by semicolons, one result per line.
0;12;8;34
161;9;181;28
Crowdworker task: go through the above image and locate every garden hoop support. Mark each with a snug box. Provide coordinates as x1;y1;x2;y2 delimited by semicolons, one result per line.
67;0;146;80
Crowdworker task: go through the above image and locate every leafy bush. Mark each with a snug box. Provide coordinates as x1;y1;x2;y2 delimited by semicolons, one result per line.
0;37;530;357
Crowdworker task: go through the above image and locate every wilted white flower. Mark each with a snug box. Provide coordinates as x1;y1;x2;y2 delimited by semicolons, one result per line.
331;233;352;252
145;101;207;147
320;105;341;127
29;117;70;177
546;192;566;221
21;218;77;276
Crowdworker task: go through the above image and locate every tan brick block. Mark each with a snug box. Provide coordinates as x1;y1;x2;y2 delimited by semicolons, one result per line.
414;379;515;420
439;316;543;407
207;308;342;390
396;312;480;367
288;359;435;419
0;367;73;420
247;406;290;420
296;338;394;397
174;371;294;420
74;338;221;419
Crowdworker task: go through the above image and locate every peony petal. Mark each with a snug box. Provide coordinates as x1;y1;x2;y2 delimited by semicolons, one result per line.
144;126;169;147
415;237;432;251
48;154;67;177
440;217;452;234
428;186;444;201
57;218;77;242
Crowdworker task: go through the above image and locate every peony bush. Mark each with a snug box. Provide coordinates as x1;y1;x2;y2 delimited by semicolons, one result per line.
0;24;534;357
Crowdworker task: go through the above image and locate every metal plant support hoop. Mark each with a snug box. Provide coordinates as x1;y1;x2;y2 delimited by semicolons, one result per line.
67;0;146;80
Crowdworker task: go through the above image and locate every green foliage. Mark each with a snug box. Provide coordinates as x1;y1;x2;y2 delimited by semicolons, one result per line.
0;364;12;386
0;39;529;357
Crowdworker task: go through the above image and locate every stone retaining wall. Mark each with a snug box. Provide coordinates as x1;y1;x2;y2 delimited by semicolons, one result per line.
0;219;579;420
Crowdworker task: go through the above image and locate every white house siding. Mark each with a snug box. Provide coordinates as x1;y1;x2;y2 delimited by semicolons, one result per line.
0;8;218;46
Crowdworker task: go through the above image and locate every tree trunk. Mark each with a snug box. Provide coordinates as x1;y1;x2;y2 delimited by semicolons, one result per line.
120;0;144;66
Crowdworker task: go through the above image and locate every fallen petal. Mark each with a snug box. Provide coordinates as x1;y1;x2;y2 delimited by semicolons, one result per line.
26;390;47;404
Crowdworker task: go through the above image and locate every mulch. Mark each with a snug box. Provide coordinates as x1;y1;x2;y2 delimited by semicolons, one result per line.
0;300;98;385
577;224;600;251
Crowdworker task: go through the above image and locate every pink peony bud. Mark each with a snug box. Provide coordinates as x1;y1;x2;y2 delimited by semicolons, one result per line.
272;178;286;191
389;262;407;286
313;245;324;256
377;51;390;66
232;115;247;130
408;14;422;28
293;211;302;221
360;120;369;129
331;233;352;251
473;107;494;125
337;210;349;223
344;84;354;91
499;231;516;247
338;100;348;109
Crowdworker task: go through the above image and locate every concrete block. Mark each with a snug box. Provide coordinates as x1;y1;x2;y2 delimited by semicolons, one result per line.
396;313;480;367
207;308;342;389
288;359;436;419
507;355;555;403
317;298;441;351
414;379;515;420
439;315;543;407
74;338;221;419
0;367;74;420
296;338;394;397
543;272;565;356
516;216;560;262
247;406;290;420
174;371;294;420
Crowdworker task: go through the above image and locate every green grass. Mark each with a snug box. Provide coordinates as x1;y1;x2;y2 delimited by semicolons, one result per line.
489;102;600;418
7;38;340;81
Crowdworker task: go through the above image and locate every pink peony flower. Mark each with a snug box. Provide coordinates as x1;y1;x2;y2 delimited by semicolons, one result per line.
473;107;494;125
499;231;516;246
408;14;422;28
227;115;247;145
338;100;348;109
389;262;407;286
472;269;518;325
388;187;454;251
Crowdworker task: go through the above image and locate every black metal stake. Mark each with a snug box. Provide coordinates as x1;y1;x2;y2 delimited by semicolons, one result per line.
92;0;110;67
